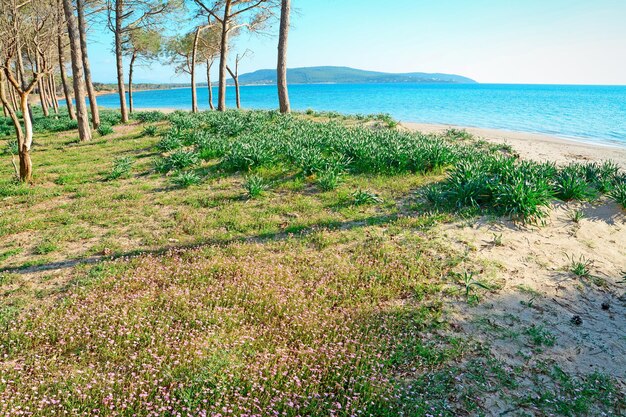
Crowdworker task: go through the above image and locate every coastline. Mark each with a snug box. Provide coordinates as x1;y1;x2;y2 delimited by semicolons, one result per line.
402;122;626;168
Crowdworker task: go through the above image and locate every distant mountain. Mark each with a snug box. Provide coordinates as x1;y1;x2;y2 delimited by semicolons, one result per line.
227;66;477;85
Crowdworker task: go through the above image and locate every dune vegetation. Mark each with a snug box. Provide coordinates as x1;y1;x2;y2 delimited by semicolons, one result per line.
0;109;624;416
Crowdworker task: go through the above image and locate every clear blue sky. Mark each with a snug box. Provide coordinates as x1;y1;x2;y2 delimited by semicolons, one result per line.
88;0;626;85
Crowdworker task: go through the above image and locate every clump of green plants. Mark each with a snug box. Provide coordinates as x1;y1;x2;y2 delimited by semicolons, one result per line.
243;175;268;199
97;123;114;136
158;150;199;173
568;209;585;223
316;169;343;191
524;324;556;347
134;110;166;123
106;156;134;180
171;170;201;188
142;125;158;137
567;254;593;278
4;138;18;155
610;182;626;209
351;189;382;206
456;271;491;302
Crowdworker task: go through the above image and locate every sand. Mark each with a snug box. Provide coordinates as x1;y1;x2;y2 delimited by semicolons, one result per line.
403;122;626;169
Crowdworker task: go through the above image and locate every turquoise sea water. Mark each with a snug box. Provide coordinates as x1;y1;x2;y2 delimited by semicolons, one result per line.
95;83;626;145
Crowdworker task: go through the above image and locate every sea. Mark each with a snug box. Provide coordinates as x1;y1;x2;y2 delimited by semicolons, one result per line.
95;83;626;146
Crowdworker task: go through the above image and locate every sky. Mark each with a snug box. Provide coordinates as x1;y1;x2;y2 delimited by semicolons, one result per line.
87;0;626;85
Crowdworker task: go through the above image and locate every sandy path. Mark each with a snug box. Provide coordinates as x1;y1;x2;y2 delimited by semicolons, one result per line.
403;122;626;169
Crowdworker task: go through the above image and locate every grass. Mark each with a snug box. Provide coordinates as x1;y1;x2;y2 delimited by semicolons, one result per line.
568;254;593;278
0;109;623;415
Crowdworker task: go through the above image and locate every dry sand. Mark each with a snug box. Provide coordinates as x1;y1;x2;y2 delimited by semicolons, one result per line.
440;201;626;384
403;122;626;169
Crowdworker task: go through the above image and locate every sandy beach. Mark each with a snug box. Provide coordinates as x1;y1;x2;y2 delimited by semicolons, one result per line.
403;122;626;168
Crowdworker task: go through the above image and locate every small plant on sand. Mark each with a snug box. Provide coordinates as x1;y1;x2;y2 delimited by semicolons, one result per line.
171;171;201;188
97;123;114;136
553;167;592;201
491;233;504;247
568;209;585;224
524;324;556;347
106;156;133;180
243;175;268;198
351;189;382;206
610;183;626;209
567;254;593;278
142;125;158;137
457;271;491;301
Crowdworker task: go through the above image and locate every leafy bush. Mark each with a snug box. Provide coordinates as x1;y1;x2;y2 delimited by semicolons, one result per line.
610;182;626;209
134;111;166;123
351;189;382;206
243;175;268;199
142;125;158;137
106;157;133;180
97;124;114;136
171;170;201;188
316;169;343;191
162;150;199;173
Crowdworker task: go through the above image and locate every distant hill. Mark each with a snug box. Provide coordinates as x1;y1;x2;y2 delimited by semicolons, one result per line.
227;66;477;85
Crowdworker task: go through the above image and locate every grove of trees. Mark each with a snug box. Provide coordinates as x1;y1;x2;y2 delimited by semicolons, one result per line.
0;0;293;182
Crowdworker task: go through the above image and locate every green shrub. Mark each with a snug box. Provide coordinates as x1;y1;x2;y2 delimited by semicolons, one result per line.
134;111;166;123
171;171;201;188
316;169;342;191
351;189;382;206
142;125;158;137
553;166;593;201
161;150;199;173
243;175;268;199
106;157;133;180
610;182;626;209
97;124;114;136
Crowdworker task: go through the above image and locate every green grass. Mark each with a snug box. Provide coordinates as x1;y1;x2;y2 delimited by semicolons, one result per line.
0;109;623;416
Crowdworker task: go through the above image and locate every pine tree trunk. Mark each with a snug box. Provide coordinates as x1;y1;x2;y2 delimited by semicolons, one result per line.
206;59;214;110
76;0;100;128
114;0;129;123
49;75;60;115
191;27;200;113
18;92;33;181
128;52;136;114
62;0;92;141
57;31;76;119
277;0;291;114
0;72;23;146
217;0;231;111
226;66;240;109
37;56;50;117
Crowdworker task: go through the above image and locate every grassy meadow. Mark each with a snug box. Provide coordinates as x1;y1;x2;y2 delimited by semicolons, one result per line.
0;109;624;416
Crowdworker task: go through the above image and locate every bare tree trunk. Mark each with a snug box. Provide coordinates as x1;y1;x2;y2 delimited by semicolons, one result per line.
15;47;33;121
0;72;23;144
217;0;231;111
57;31;76;119
114;0;129;123
226;66;240;109
62;0;92;141
76;0;99;128
191;27;201;113
128;51;136;114
49;75;60;115
18;92;33;181
206;59;214;110
277;0;291;114
8;82;19;111
36;56;50;117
